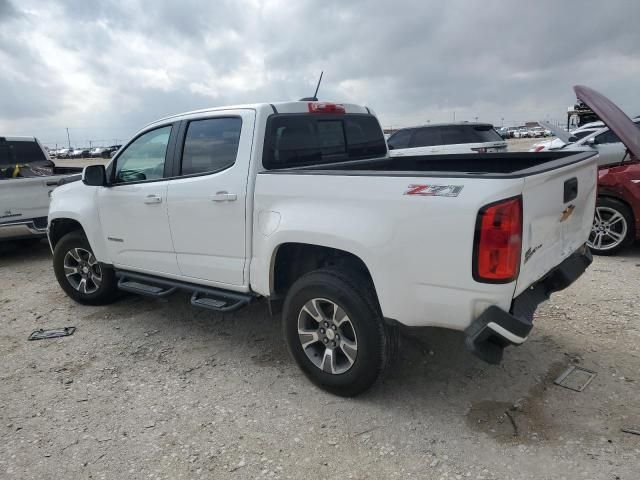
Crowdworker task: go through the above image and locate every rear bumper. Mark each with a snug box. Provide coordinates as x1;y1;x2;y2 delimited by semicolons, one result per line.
465;245;592;364
0;217;48;241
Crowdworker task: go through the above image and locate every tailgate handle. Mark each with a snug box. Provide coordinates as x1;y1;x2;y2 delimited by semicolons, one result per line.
564;177;578;203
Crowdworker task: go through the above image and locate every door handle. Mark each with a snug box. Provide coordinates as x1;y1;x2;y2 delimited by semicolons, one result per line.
210;191;237;202
144;194;162;204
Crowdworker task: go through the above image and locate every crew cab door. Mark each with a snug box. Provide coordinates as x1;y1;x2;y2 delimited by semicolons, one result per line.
166;110;255;288
97;124;180;275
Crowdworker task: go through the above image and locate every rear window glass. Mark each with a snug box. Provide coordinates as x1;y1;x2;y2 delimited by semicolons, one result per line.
0;140;49;166
263;114;387;169
409;125;503;147
410;128;442;147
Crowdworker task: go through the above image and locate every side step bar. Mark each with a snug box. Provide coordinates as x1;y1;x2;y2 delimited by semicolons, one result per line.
115;270;255;313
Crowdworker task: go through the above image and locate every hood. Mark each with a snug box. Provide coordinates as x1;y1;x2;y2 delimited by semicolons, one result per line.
538;120;573;143
574;85;640;161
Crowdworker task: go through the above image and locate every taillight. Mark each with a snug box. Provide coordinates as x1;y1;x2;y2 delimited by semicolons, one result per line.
533;145;545;152
473;196;522;283
308;102;345;114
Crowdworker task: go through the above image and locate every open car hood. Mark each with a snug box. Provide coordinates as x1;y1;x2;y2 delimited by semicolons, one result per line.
574;85;640;161
538;120;573;143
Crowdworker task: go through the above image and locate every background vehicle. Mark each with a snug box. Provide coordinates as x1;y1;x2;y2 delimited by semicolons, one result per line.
107;145;122;157
571;86;640;255
387;122;507;156
530;124;602;152
513;128;529;138
591;163;640;254
552;120;640;167
90;147;108;157
70;148;91;158
0;136;81;242
48;99;596;396
496;127;511;139
55;148;72;159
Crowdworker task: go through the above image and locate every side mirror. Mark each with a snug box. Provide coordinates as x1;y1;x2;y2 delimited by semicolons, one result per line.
82;164;107;186
586;137;597;146
568;136;578;143
387;144;395;150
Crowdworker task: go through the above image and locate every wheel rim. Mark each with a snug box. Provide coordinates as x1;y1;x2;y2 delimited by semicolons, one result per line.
297;298;358;375
63;247;102;294
588;206;628;251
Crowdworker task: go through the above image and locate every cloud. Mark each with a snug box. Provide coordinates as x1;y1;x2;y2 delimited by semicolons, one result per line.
0;0;638;146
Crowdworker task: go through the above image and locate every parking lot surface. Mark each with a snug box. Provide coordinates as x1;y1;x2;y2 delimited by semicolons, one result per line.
1;240;639;479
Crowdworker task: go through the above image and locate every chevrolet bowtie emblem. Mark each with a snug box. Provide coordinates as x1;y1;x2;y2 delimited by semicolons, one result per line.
560;204;575;222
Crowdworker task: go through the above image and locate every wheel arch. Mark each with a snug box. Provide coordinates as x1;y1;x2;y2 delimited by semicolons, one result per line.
48;218;86;250
270;242;380;306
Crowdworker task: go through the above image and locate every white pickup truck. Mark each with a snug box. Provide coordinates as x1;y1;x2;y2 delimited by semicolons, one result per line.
48;96;599;396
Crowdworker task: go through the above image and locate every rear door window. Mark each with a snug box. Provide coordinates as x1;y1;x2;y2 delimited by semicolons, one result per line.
387;129;412;149
180;117;242;175
594;130;620;145
410;127;442;147
264;114;386;169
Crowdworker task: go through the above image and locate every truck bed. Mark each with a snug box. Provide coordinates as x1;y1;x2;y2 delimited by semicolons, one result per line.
254;148;598;329
267;151;596;178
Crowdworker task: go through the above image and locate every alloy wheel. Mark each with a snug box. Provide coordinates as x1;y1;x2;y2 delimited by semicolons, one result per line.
588;206;628;251
63;247;102;294
297;298;358;375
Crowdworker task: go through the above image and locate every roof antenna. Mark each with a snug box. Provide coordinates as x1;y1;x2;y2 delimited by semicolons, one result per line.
300;71;323;101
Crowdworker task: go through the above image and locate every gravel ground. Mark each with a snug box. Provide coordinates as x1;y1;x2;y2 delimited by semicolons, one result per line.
1;239;639;480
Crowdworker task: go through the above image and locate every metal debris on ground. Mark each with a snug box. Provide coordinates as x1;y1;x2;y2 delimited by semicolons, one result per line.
553;365;597;392
621;427;640;436
28;327;76;341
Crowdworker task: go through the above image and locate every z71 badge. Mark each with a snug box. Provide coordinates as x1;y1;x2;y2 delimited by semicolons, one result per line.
404;184;464;197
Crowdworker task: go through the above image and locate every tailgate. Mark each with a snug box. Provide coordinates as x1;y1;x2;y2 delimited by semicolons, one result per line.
515;153;598;295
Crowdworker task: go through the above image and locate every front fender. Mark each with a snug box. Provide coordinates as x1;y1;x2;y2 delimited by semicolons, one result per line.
48;183;110;262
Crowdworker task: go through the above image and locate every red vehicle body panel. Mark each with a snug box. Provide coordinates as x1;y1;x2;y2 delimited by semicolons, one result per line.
598;162;640;238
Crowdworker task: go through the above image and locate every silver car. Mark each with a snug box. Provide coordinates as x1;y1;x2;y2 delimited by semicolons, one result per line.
554;120;640;166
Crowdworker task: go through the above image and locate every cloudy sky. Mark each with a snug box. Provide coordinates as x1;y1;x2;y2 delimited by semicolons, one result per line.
1;0;638;147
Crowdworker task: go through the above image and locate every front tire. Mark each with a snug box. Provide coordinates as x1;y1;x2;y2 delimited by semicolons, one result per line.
53;231;119;305
282;267;396;397
588;197;635;255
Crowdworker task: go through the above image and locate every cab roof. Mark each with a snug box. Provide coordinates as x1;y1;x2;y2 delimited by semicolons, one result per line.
144;101;371;130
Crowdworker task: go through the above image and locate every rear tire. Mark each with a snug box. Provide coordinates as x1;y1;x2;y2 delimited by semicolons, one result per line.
282;267;396;397
588;197;635;255
53;231;119;305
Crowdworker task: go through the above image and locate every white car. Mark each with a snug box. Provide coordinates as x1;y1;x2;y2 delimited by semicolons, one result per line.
530;125;602;152
56;148;72;159
0;136;81;241
537;120;640;166
48;98;598;396
512;128;529;139
387;122;507;156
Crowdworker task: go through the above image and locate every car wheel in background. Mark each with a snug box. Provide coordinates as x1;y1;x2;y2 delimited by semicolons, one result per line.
588;197;635;255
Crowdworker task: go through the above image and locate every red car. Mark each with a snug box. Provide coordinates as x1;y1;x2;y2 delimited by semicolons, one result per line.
592;162;640;254
574;86;640;254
